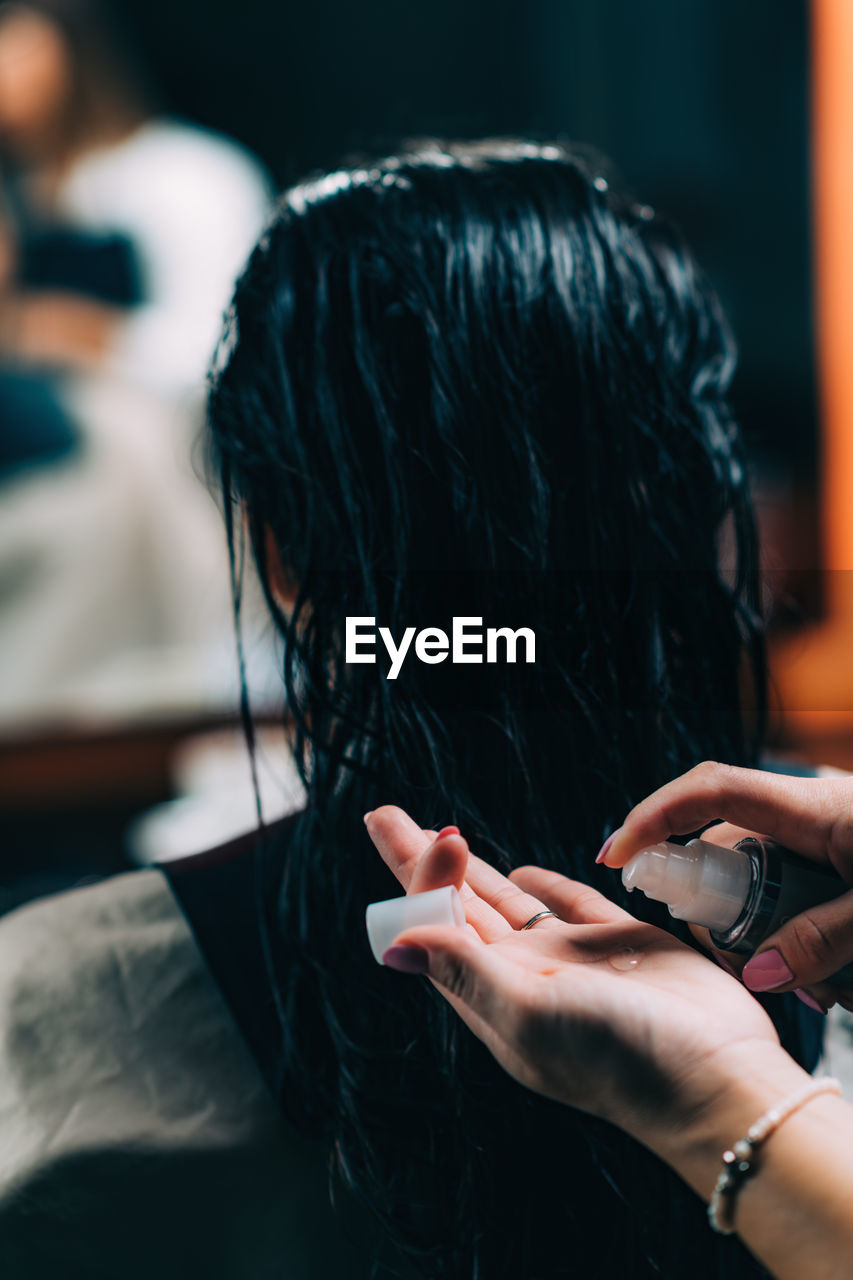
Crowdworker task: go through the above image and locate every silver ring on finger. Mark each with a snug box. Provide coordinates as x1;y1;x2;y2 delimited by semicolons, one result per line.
520;909;558;931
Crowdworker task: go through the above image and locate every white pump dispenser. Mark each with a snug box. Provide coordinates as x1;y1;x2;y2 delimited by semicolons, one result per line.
621;839;753;932
621;834;853;985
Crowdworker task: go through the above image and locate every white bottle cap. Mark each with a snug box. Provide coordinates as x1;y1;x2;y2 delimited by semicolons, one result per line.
621;839;753;933
365;885;466;963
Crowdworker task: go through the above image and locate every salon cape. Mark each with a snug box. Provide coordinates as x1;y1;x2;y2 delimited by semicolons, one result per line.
0;869;410;1279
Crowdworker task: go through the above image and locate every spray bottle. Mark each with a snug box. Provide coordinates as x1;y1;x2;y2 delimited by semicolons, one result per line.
622;835;853;985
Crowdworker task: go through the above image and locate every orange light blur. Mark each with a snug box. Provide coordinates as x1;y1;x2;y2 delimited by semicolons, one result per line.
813;0;853;579
767;0;853;741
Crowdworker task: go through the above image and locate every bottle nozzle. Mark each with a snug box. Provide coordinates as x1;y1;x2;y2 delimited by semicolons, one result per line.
621;839;752;933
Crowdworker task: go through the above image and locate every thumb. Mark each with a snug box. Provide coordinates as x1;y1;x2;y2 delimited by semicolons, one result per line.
742;888;853;992
381;923;529;1023
408;830;469;895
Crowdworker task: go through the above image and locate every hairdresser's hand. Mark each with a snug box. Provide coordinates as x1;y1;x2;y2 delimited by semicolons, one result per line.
599;762;853;1014
364;806;805;1165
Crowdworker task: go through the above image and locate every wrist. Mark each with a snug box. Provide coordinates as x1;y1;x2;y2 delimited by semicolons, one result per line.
638;1040;811;1200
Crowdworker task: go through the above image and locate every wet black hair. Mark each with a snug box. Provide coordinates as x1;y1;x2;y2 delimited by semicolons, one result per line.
208;139;785;1278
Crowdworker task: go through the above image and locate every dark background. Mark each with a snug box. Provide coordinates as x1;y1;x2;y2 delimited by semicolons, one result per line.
120;0;816;476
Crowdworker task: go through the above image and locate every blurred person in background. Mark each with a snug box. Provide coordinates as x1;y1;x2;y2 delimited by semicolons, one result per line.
0;0;271;723
0;141;823;1279
0;181;76;478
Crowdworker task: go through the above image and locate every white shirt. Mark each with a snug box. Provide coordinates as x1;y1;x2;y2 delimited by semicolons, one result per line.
0;121;276;725
54;119;273;395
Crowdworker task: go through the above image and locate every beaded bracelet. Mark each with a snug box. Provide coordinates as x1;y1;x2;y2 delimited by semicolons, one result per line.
707;1075;843;1234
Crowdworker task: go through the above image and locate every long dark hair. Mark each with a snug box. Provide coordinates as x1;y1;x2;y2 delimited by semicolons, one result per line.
209;140;780;1278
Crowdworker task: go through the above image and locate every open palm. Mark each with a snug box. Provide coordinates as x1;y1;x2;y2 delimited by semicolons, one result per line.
366;806;780;1147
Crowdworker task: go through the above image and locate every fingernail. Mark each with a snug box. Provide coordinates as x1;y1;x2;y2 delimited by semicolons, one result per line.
363;812;373;823
794;989;827;1015
596;828;621;864
382;944;429;974
712;950;740;979
742;949;794;992
437;825;460;839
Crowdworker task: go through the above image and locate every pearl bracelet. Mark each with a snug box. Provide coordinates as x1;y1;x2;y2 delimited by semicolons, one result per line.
707;1075;843;1235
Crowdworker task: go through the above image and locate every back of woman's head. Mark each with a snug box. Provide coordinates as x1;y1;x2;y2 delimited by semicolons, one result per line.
209;140;775;1278
212;137;761;852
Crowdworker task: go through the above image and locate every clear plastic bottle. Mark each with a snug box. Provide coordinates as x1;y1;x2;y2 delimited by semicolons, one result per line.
622;836;853;985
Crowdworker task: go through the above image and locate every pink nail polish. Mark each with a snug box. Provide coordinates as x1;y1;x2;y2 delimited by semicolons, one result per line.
437;825;460;839
741;948;794;992
382;944;429;974
794;989;827;1015
595;828;621;864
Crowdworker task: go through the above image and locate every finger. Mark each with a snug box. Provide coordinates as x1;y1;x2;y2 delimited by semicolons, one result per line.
365;807;560;937
366;805;432;888
695;823;760;849
381;923;541;1029
602;763;853;870
409;832;469;894
740;889;853;992
460;854;563;931
793;985;833;1015
509;865;628;925
365;808;512;942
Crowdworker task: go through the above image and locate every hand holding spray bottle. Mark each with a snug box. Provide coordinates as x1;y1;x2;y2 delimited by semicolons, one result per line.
622;835;853;985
